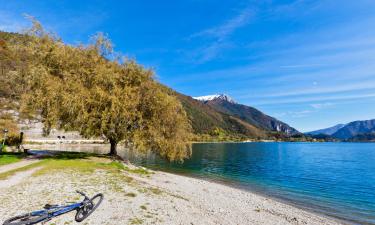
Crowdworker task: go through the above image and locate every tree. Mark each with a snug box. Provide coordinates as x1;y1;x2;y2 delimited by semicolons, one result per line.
19;19;192;161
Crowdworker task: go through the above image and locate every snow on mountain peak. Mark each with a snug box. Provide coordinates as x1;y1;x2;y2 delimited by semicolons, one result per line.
193;94;236;103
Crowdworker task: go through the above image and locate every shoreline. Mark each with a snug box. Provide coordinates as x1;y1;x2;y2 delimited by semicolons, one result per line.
147;167;350;225
144;169;344;225
0;156;344;225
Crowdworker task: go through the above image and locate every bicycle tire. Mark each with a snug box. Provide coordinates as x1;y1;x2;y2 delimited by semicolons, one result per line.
75;193;103;222
3;213;48;225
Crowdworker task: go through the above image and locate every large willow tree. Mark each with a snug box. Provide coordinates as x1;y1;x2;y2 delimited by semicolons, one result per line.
19;19;192;161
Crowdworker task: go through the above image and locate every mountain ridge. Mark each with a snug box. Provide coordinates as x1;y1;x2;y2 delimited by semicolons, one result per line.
307;119;375;141
193;94;236;104
306;124;346;136
203;96;299;135
332;119;375;140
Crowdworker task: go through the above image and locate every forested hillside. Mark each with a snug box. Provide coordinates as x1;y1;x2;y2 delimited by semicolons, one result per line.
203;96;299;135
175;93;267;141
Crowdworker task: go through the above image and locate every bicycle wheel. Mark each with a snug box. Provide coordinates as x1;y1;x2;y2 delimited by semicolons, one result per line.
3;213;48;225
75;193;103;222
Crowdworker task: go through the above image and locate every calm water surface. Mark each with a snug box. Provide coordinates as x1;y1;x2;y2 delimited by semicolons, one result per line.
124;142;375;225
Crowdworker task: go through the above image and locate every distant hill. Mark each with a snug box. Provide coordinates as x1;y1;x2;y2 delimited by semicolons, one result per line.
308;119;375;141
332;119;375;140
194;94;299;135
348;133;375;142
306;124;346;136
306;133;339;142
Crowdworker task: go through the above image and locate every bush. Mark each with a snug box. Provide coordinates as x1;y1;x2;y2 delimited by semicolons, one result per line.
1;133;23;146
0;114;22;147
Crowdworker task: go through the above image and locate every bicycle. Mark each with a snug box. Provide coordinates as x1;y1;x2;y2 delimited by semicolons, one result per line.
3;191;103;225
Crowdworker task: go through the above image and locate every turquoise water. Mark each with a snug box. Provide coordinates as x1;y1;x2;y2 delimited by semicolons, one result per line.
130;142;375;224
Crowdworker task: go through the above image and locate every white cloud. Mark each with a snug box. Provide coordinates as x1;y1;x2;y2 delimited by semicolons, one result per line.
186;7;253;63
251;93;375;106
310;102;333;109
274;110;314;118
190;8;252;41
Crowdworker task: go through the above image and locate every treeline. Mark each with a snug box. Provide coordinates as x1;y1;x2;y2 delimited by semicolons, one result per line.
0;19;192;161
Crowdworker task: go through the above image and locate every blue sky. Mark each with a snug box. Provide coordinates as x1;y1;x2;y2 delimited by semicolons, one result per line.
1;0;375;132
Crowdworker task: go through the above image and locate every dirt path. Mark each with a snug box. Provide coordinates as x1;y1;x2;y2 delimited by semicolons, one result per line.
0;159;40;174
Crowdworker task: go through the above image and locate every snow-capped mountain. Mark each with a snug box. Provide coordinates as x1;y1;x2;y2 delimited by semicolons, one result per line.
191;93;299;135
193;94;236;104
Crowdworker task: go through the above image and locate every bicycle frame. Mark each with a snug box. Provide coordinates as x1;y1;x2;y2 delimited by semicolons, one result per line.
31;202;83;220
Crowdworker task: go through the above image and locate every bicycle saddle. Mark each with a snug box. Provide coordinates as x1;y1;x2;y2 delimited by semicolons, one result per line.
44;204;59;209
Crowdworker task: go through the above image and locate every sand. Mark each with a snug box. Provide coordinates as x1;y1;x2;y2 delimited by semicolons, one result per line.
0;162;344;225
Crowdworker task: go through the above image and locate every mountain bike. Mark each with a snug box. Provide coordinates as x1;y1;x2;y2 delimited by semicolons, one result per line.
3;191;103;225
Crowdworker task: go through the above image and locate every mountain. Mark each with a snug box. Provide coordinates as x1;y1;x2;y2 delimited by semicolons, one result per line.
192;94;299;136
176;93;267;140
332;119;375;140
193;94;236;104
306;124;346;136
308;119;375;141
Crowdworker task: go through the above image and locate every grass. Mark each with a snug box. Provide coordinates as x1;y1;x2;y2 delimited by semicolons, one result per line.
129;217;144;224
123;166;151;175
0;153;26;166
0;160;44;180
0;152;127;180
33;158;126;176
149;187;163;195
125;192;137;197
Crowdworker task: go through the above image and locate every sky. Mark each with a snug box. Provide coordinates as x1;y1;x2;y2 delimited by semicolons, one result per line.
1;0;375;132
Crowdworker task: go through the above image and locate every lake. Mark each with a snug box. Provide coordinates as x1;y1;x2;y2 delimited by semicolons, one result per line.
126;142;375;225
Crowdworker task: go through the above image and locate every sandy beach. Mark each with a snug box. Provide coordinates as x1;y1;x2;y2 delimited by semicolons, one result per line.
0;157;344;225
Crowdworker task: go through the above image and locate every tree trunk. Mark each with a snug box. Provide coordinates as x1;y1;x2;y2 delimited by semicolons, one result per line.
109;140;118;156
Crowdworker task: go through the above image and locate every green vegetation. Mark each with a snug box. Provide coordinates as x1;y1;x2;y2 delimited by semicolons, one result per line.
149;187;163;195
32;159;123;176
0;160;44;180
123;166;151;175
125;192;137;197
129;217;144;224
0;152;127;180
0;18;192;161
0;114;22;150
0;153;25;166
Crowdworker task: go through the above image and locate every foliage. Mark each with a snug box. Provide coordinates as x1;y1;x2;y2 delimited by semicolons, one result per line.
1;19;192;161
0;114;22;146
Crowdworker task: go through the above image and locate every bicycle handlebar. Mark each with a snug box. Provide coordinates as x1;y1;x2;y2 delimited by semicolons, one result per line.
76;190;89;199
